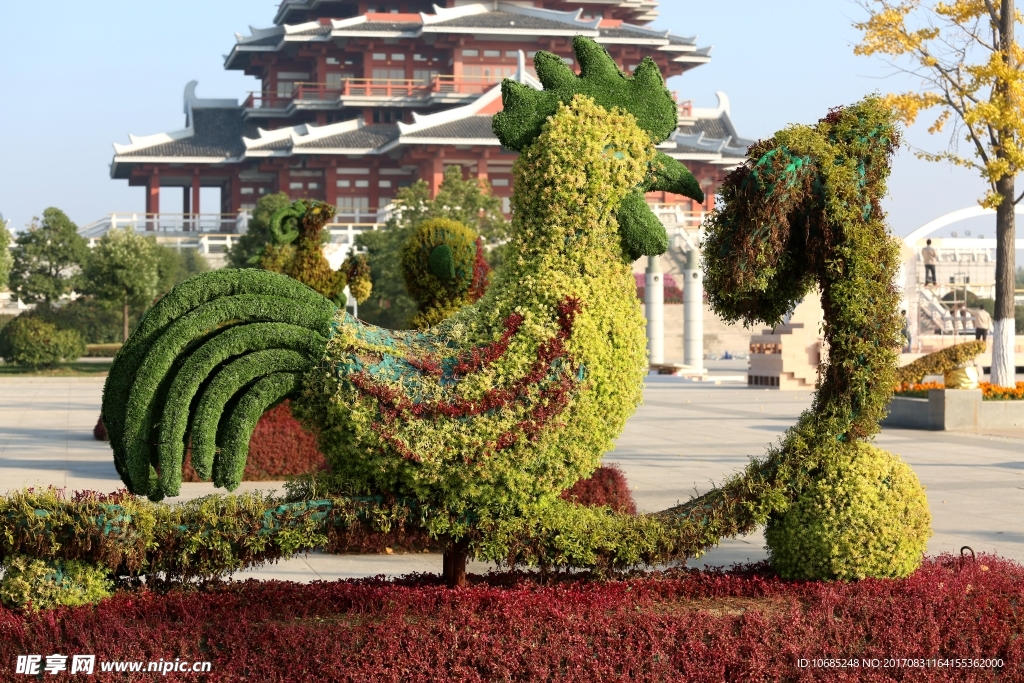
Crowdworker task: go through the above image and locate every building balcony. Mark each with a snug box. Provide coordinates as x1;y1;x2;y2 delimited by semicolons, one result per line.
242;76;502;116
79;213;251;238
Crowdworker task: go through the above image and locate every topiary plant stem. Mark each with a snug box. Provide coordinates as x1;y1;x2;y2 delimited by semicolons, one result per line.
443;538;470;588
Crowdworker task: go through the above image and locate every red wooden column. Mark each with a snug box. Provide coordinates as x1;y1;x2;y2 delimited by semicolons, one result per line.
277;168;291;198
191;173;201;231
146;172;160;231
325;164;339;209
430;154;444;197
476;151;489;182
368;161;380;220
230;177;242;220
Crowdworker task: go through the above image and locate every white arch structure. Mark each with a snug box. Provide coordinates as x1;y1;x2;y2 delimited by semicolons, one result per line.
903;205;1024;249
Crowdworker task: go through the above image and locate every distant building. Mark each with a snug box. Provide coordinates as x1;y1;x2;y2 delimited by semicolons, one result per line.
98;0;753;261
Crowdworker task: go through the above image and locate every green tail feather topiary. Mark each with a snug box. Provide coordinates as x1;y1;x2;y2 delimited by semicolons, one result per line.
189;349;313;480
102;270;336;501
214;372;302;490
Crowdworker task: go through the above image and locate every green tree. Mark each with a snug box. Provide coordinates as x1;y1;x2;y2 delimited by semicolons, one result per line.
154;244;210;296
0;218;12;292
355;167;508;328
226;193;293;268
9;208;88;304
854;0;1021;386
81;228;159;342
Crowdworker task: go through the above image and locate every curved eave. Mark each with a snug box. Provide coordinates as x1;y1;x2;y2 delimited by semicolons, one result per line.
397;136;500;146
292;147;382;154
420;27;600;37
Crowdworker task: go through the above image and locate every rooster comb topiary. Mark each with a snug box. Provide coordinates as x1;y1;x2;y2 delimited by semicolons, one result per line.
492;36;678;151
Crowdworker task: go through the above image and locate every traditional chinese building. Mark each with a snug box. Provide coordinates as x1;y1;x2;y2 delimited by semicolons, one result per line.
105;0;752;242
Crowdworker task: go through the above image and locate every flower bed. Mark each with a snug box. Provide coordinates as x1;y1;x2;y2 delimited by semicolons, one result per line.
893;381;944;399
980;381;1024;400
894;381;1024;400
1;555;1019;681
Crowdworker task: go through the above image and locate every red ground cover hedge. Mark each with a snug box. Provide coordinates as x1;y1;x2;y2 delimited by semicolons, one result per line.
2;555;1020;682
560;462;637;514
181;401;328;482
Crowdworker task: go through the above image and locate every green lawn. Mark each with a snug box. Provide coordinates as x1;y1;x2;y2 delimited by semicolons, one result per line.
0;361;112;376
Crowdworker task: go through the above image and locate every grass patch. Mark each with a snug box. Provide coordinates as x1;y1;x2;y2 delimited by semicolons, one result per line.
0;361;111;376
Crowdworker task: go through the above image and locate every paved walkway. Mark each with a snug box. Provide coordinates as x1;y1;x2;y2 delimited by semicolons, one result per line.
1;370;1021;582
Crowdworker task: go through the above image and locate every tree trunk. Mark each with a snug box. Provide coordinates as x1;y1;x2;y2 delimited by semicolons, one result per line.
992;174;1017;387
992;0;1018;388
442;538;469;588
123;301;130;343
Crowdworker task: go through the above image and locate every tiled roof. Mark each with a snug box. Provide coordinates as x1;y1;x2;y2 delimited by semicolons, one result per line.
298;124;400;149
686;117;731;140
335;21;421;33
403;116;496;140
117;109;256;158
598;26;670;41
426;11;590;31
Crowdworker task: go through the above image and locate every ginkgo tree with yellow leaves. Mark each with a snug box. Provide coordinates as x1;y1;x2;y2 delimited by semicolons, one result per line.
854;0;1020;386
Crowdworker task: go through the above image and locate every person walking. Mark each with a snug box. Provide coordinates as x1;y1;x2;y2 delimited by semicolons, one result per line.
900;309;912;353
922;239;937;286
974;306;991;342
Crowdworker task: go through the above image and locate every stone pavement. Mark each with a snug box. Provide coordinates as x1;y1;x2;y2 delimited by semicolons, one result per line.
1;368;1021;582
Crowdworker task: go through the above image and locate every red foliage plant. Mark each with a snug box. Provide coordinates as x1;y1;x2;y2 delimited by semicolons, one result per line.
1;555;1020;682
561;463;637;514
182;400;327;482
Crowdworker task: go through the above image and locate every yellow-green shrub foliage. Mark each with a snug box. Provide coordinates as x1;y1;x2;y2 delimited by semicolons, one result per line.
0;555;112;610
765;443;931;580
257;202;372;308
401;218;486;328
296;95;651;537
894;340;986;385
0;316;85;367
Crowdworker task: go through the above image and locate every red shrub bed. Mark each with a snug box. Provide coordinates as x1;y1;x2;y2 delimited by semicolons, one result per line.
2;555;1020;682
561;463;637;514
181;401;328;482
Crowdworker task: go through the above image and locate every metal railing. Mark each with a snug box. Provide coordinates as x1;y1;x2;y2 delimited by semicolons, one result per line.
243;75;507;109
79;213;251;238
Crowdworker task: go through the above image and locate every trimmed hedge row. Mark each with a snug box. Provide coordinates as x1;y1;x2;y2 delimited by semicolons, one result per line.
0;489;431;582
2;556;1020;680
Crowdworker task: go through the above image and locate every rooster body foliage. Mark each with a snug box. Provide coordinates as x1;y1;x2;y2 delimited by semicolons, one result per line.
102;38;702;519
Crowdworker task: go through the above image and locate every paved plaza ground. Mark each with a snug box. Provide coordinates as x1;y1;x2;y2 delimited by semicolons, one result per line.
1;365;1021;581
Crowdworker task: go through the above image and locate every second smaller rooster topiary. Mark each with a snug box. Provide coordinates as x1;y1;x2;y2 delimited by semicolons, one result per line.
400;217;490;328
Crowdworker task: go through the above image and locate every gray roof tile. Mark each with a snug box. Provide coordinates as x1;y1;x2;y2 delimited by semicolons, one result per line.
686;116;730;140
335;21;421;33
598;26;668;41
299;124;400;149
119;109;256;158
404;116;497;140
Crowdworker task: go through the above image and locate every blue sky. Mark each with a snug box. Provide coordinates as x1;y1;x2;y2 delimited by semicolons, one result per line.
0;1;998;239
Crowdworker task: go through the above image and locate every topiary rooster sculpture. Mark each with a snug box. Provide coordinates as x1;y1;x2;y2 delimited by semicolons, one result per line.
101;36;703;581
101;37;930;587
